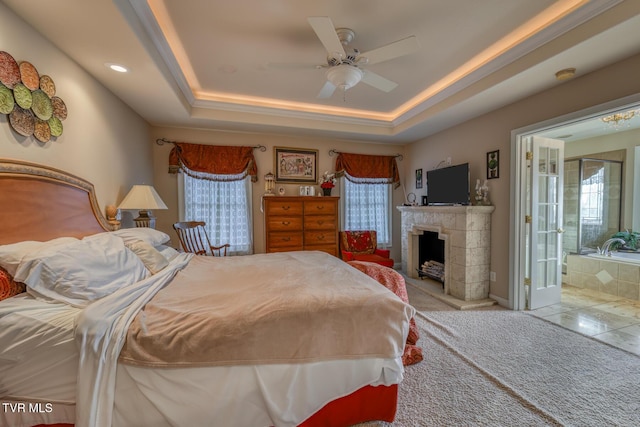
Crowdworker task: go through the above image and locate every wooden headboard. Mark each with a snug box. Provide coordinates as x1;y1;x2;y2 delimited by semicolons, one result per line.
0;158;115;245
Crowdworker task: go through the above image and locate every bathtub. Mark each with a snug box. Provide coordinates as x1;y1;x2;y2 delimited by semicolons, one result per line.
566;252;640;301
587;251;640;265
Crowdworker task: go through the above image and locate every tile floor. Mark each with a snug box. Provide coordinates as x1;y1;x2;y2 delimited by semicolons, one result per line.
529;285;640;356
404;277;640;356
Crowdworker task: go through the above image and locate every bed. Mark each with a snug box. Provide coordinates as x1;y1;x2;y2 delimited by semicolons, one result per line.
0;159;415;427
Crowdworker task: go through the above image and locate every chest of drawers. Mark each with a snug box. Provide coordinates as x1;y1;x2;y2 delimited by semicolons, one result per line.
264;196;339;256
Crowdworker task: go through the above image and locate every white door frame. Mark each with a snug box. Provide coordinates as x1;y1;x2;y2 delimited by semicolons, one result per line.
508;93;640;310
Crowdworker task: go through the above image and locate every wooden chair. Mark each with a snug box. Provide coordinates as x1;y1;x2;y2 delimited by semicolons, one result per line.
173;221;230;256
339;230;394;268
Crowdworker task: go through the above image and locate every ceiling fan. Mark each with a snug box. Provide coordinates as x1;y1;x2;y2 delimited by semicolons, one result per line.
307;16;419;99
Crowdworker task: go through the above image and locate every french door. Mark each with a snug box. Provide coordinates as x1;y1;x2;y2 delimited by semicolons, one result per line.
526;136;564;309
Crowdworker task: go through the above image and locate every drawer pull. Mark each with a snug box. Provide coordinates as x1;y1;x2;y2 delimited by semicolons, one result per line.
282;237;291;242
316;220;324;225
317;235;325;240
282;205;290;210
282;221;290;226
316;205;324;210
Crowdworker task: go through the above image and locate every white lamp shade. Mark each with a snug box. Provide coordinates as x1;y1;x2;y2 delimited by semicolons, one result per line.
118;185;168;210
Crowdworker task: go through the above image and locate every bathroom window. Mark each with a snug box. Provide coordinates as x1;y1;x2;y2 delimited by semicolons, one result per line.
580;166;604;225
563;157;622;254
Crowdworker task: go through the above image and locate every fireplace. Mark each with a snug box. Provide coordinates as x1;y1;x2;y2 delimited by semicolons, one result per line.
397;205;494;301
418;231;445;283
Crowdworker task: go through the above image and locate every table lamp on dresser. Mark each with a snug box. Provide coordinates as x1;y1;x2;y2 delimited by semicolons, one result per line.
118;184;168;228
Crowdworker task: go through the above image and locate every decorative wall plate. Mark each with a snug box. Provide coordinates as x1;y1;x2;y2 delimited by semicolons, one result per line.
30;89;53;120
34;118;51;142
0;51;20;89
51;96;67;120
12;83;32;109
0;84;14;114
19;61;40;90
9;106;35;136
39;75;56;97
48;116;63;137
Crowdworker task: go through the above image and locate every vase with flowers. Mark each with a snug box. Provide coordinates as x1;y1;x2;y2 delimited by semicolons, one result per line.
320;171;336;196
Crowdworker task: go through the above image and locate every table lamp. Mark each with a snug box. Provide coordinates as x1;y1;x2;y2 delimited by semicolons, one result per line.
118;185;168;228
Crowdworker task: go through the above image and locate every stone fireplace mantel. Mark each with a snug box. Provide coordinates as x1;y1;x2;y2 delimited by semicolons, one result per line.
397;205;495;301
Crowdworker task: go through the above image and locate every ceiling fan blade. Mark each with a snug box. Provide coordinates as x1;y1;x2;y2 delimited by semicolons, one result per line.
358;35;419;65
361;70;398;92
317;80;337;98
308;16;346;59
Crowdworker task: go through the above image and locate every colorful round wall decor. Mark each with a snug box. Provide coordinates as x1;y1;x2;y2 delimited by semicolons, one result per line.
0;51;67;141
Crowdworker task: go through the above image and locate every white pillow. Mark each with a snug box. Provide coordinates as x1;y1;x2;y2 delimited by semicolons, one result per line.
15;233;148;307
125;240;169;274
0;237;78;277
111;228;171;247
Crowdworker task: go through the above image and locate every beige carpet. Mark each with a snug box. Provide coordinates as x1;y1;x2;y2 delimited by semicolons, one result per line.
358;310;640;426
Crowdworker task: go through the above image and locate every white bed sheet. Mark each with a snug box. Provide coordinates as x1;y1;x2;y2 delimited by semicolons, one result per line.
0;294;80;403
0;294;79;427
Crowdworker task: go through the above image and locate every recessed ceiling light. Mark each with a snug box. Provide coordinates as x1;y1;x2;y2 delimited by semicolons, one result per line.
105;63;129;73
555;68;576;81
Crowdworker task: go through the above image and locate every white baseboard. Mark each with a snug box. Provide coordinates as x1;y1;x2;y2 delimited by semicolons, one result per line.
489;293;510;309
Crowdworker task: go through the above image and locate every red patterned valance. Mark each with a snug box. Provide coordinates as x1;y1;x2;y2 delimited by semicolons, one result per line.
335;152;400;186
169;142;257;182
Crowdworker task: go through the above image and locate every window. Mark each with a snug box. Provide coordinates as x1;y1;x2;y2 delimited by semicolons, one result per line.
180;173;253;255
580;166;604;226
341;177;391;246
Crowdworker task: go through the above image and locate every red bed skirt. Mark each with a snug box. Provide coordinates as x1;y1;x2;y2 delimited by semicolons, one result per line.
299;384;398;427
32;384;398;427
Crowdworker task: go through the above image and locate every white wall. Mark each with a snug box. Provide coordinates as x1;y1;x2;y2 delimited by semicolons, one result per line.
0;2;152;218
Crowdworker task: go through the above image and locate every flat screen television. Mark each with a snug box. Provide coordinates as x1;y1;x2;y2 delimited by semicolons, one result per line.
426;163;470;205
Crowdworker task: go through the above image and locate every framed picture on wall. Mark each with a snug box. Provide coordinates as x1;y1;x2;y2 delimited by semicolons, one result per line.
274;147;318;183
487;150;499;179
415;168;423;189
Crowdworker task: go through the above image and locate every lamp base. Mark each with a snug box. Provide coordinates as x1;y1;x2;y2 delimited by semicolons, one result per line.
134;210;156;228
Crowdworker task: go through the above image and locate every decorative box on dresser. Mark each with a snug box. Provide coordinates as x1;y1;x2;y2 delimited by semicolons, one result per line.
264;196;339;256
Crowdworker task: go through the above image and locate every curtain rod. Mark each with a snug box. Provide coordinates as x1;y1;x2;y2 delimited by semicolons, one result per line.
155;138;267;152
328;149;403;161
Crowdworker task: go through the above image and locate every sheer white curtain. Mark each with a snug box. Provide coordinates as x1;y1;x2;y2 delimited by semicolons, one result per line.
341;176;391;246
180;173;253;255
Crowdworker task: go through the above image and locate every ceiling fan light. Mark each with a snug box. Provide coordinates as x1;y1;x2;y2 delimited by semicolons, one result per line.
326;64;363;91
